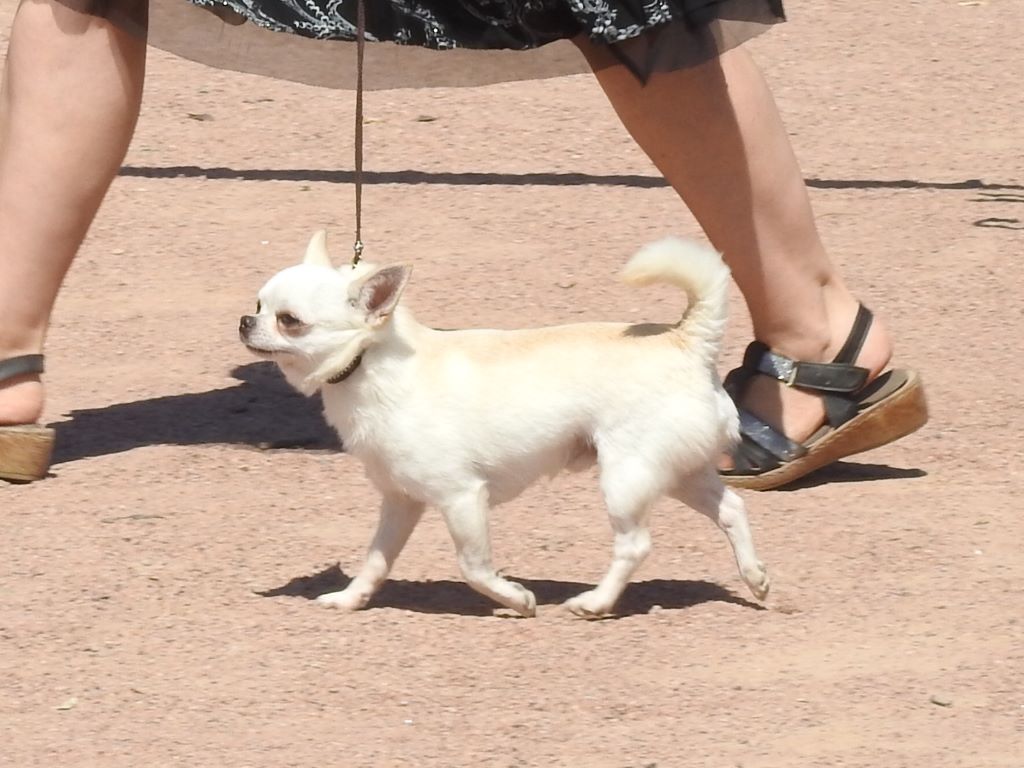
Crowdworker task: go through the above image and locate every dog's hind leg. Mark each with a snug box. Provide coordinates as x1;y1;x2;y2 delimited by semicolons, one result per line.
564;457;657;618
317;493;425;611
441;486;537;617
671;469;770;600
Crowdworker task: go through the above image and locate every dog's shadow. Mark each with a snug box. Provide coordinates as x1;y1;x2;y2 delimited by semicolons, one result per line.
50;361;340;464
257;563;764;617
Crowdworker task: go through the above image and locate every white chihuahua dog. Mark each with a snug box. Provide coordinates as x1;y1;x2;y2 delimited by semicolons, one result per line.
239;231;769;617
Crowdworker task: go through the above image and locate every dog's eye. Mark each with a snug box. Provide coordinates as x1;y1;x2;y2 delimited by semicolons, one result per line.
277;312;302;328
256;300;262;314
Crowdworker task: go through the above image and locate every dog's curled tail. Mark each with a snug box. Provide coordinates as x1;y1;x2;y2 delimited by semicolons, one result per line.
620;237;731;360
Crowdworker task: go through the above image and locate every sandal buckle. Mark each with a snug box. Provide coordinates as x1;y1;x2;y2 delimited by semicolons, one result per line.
774;358;798;387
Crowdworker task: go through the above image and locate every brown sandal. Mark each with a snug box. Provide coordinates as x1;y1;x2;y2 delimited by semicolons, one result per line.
720;305;929;491
0;355;55;483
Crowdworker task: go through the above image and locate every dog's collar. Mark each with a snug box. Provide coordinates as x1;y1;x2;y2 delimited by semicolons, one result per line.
326;353;364;385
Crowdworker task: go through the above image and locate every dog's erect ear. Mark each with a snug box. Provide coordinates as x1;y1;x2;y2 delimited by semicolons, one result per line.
303;229;332;268
351;264;412;327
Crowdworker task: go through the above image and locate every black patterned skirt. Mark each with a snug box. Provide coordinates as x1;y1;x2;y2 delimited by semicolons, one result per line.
76;0;785;88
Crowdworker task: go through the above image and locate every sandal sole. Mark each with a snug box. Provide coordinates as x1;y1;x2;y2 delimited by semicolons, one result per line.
723;370;928;491
0;424;55;483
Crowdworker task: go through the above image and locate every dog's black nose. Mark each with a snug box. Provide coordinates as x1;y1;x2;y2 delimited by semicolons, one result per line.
239;315;256;334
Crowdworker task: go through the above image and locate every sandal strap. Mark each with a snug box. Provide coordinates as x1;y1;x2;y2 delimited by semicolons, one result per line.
723;411;806;476
833;304;874;365
726;303;876;396
737;408;808;463
0;354;44;383
740;341;870;394
724;433;782;475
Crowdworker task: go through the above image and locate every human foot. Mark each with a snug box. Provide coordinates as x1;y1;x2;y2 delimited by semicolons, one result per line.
0;374;45;426
719;305;928;490
736;304;893;446
0;356;53;482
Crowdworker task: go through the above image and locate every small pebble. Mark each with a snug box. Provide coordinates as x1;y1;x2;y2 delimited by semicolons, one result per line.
56;697;77;711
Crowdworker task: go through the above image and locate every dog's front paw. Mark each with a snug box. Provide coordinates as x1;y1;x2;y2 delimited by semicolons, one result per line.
516;584;537;618
316;589;368;612
563;589;615;619
743;562;770;601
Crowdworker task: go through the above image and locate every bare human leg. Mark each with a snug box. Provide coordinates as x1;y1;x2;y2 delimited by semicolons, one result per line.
0;0;147;429
574;40;894;456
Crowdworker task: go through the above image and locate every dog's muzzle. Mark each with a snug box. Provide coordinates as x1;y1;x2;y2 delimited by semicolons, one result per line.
239;315;256;340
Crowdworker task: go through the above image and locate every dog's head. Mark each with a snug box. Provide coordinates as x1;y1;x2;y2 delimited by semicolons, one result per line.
238;230;411;394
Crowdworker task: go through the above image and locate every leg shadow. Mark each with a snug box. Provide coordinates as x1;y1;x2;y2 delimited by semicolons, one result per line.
773;460;928;491
257;563;763;617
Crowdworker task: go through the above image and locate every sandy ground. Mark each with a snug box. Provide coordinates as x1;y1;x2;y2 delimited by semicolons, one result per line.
2;1;1023;766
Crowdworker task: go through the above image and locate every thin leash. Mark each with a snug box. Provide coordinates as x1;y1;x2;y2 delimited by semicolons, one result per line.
351;0;366;267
